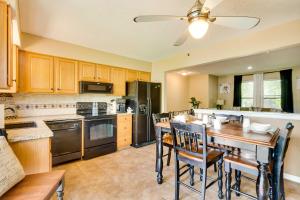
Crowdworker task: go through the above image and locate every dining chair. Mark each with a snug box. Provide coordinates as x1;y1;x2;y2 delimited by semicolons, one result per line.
170;122;224;200
169;109;194;119
152;113;173;167
223;122;294;200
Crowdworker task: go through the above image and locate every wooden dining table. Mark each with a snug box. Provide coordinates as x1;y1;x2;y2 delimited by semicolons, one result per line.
155;121;279;200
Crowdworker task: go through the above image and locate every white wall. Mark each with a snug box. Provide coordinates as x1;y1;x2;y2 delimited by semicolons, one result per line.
152;19;300;111
21;33;152;72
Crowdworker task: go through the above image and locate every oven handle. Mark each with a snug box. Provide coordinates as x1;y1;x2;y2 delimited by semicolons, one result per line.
84;118;115;122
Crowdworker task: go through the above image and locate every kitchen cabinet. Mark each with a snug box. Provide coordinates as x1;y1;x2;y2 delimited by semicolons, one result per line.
110;67;126;96
55;57;78;94
117;114;132;150
138;71;151;82
126;69;151;82
19;51;54;93
126;69;139;82
10;138;52;175
79;61;96;81
0;2;13;89
96;64;110;82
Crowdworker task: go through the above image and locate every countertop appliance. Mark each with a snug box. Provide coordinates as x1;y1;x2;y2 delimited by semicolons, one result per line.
46;119;82;165
79;81;113;94
125;81;161;147
76;102;117;159
116;98;126;113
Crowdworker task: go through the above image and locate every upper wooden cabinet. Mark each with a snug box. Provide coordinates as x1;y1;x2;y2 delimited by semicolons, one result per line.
126;69;139;82
96;64;110;82
19;51;78;94
19;51;54;93
78;61;96;81
79;62;111;82
110;67;126;96
55;58;78;94
0;2;13;89
138;71;151;82
126;69;151;82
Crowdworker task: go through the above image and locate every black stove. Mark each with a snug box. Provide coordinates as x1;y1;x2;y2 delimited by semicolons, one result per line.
77;102;117;159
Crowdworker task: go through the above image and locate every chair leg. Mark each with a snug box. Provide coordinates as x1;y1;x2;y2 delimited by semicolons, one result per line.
225;163;232;200
201;168;207;200
56;179;64;200
200;168;203;181
167;147;172;166
214;163;217;172
218;159;224;199
234;170;241;196
189;165;195;186
175;158;180;200
280;166;285;200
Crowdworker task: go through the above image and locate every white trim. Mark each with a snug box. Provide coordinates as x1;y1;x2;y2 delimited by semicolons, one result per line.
284;173;300;183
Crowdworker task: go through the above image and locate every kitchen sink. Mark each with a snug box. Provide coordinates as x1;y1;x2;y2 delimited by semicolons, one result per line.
5;121;37;129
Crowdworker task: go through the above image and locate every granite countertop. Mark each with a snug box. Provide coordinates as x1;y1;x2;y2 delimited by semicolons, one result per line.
5;114;84;143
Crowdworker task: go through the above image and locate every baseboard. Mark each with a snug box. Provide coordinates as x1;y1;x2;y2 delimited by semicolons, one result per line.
284;173;300;183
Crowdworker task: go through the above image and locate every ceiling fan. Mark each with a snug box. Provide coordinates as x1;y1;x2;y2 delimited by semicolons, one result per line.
133;0;260;46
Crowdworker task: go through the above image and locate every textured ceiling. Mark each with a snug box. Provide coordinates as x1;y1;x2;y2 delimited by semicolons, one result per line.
19;0;300;61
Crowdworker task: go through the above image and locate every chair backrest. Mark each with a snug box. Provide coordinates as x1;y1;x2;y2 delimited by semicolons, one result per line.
274;122;294;163
170;122;208;162
169;109;194;119
212;113;244;124
152;113;170;126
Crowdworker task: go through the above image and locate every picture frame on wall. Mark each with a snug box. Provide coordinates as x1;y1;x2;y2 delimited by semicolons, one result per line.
220;83;230;94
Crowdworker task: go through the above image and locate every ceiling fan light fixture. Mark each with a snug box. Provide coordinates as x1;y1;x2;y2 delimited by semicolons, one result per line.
188;18;209;39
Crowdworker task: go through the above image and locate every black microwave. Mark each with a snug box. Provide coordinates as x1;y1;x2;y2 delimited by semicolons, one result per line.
79;81;113;94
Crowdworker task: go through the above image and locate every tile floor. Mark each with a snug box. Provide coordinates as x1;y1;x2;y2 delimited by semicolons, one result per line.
55;144;300;200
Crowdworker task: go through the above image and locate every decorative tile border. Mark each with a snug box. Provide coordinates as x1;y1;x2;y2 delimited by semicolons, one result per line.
15;103;76;110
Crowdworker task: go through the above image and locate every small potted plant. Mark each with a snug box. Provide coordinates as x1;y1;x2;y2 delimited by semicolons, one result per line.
189;97;201;109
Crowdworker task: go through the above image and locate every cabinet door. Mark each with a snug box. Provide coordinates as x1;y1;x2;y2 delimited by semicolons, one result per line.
55;58;78;94
0;2;8;89
110;67;126;96
21;52;54;93
126;69;139;82
117;114;132;150
78;61;96;81
96;64;110;82
138;71;151;82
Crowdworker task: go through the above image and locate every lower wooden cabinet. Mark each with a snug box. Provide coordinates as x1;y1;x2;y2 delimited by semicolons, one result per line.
10;138;52;175
117;114;132;150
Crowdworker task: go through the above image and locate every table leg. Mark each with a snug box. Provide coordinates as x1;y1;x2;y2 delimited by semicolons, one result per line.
256;162;270;200
155;126;163;184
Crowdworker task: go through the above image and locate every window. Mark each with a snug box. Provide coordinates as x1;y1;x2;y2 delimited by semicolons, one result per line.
241;81;254;107
263;80;281;109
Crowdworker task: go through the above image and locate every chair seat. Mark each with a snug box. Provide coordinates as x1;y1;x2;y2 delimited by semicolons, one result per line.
179;149;223;166
224;155;258;172
163;133;173;146
2;170;65;200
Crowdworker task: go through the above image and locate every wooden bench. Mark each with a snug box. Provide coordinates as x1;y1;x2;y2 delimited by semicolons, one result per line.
1;170;65;200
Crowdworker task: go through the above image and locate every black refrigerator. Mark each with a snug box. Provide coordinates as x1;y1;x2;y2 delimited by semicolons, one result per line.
125;81;161;147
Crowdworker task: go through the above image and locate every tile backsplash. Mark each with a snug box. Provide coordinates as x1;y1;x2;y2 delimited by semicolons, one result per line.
0;93;119;117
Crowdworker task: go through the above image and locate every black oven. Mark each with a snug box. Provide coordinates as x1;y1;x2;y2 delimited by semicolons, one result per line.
84;115;117;159
79;81;113;94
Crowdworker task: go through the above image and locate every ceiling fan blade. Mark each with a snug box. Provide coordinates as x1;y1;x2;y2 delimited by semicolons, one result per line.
212;16;260;29
133;15;187;23
173;30;189;46
201;0;224;12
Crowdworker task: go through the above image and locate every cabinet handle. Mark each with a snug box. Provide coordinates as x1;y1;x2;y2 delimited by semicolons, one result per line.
51;88;54;90
57;88;60;90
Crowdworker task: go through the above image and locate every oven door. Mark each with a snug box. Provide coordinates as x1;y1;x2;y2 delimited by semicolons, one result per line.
84;117;116;148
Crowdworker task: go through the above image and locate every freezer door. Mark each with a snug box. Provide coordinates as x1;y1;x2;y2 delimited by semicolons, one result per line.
149;83;161;141
132;114;148;146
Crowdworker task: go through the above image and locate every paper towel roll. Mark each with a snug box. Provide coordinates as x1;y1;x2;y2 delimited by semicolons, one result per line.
0;104;4;128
